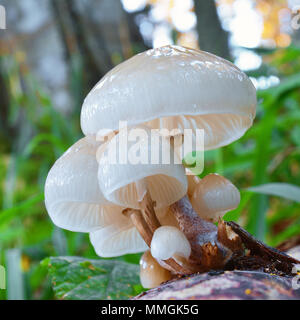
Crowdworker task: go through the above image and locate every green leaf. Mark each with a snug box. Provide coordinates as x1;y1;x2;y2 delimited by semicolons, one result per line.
247;107;276;240
42;256;143;300
247;183;300;203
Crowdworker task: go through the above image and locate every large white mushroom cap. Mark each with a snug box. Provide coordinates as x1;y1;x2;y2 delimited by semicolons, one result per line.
81;45;256;150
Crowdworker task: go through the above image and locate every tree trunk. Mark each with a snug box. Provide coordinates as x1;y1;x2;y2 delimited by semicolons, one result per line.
0;61;14;144
194;0;231;60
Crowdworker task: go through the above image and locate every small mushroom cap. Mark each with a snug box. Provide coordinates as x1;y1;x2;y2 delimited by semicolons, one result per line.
44;136;111;232
191;173;240;222
140;250;172;289
89;207;178;258
89;216;147;257
81;45;256;150
97;127;187;209
151;226;191;261
89;205;170;257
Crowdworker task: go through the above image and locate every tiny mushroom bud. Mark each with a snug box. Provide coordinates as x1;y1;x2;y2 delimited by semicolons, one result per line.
151;226;191;261
140;250;172;289
191;173;241;222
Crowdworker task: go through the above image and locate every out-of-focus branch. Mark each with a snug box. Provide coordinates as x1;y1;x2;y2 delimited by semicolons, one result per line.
65;0;105;90
50;0;73;62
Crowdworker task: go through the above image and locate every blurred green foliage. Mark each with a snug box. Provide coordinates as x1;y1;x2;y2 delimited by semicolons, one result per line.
0;46;300;300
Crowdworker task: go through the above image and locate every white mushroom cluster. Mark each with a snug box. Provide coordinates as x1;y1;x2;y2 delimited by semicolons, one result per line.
45;45;256;288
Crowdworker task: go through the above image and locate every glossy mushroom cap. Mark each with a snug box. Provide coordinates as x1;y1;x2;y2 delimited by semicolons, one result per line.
191;173;240;222
44;136;109;232
139;250;172;289
89;218;147;257
151;226;191;261
97;127;187;209
81;45;256;150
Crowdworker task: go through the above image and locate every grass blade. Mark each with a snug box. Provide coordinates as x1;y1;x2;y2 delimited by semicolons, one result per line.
247;183;300;203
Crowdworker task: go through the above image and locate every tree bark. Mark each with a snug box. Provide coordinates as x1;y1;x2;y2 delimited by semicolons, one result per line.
134;245;300;300
194;0;231;60
65;0;109;90
50;0;73;63
134;269;300;300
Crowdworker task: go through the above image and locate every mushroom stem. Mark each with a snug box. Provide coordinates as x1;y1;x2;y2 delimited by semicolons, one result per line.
170;196;234;270
135;180;161;232
123;208;153;246
139;190;161;232
123;206;195;274
125;181;198;274
164;257;196;274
